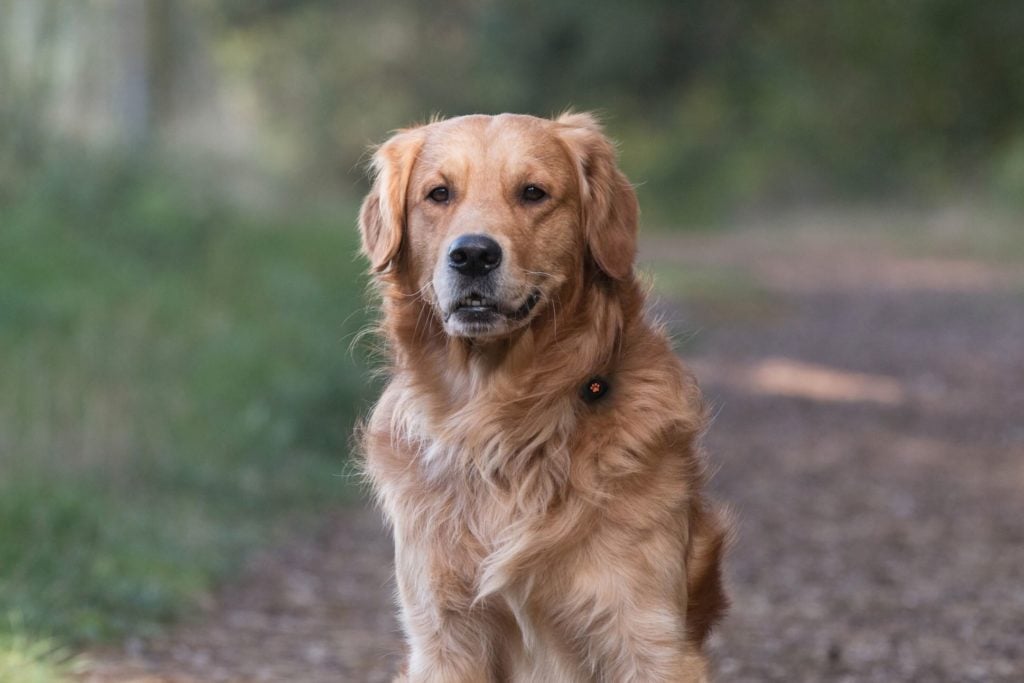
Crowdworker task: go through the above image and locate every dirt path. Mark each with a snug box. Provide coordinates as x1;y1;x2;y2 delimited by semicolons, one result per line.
81;222;1024;682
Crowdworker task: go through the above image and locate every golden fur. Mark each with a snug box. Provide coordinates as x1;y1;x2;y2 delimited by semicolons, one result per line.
358;112;728;682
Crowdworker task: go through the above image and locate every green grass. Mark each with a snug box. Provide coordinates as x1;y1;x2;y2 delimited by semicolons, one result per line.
0;626;82;683
0;150;372;661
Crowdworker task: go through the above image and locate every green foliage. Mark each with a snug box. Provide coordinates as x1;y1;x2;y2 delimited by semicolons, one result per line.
0;627;79;683
0;146;371;647
991;133;1024;208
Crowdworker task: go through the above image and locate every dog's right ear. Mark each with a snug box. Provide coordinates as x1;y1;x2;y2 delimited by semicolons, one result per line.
359;128;425;272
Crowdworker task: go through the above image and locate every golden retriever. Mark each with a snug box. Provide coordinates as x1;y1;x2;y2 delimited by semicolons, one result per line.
358;112;728;682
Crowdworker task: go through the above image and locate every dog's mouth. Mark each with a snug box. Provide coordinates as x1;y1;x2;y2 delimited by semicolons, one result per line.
443;289;542;325
451;293;500;317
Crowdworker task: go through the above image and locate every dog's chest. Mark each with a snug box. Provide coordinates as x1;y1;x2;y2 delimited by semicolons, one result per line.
376;382;576;576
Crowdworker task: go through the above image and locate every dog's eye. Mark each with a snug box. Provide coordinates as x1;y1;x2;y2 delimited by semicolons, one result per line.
522;185;547;202
427;186;450;203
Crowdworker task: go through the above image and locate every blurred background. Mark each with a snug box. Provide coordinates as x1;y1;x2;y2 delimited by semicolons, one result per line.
2;1;1022;681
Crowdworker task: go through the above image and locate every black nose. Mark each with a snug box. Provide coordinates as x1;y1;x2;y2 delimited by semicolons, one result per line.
448;234;502;277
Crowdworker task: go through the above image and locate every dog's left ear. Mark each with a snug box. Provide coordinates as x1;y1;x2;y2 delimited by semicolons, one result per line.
556;112;638;281
359;127;425;272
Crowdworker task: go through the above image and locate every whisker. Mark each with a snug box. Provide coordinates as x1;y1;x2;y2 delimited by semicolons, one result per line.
523;269;556;279
397;280;434;300
549;291;562;342
413;296;430;342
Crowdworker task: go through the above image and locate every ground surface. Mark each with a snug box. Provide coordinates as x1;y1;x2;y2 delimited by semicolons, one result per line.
79;217;1024;682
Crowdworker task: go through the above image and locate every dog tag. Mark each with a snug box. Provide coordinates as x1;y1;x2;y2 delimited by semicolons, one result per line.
581;376;609;403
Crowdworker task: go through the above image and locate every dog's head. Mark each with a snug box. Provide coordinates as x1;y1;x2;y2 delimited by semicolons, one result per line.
359;112;638;339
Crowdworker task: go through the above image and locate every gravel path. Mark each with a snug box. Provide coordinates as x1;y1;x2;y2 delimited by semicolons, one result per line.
80;223;1024;682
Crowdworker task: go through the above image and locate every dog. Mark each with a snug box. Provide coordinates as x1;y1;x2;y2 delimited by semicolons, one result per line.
358;112;728;682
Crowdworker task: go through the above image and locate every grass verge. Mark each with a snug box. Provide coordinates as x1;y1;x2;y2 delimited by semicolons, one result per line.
0;150;372;661
0;626;82;683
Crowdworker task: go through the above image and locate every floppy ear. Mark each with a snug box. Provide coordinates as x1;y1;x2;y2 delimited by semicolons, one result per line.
359;128;425;272
555;112;639;280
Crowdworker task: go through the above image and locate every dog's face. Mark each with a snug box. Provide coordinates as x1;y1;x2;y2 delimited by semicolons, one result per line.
359;113;638;339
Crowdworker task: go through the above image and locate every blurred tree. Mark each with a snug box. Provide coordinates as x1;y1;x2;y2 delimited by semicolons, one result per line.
0;0;249;160
4;0;1023;218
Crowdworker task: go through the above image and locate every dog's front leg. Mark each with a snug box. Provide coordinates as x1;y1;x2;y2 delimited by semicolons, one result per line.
392;533;499;683
560;561;710;682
